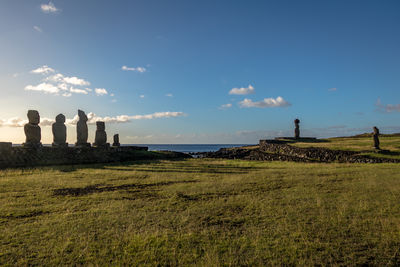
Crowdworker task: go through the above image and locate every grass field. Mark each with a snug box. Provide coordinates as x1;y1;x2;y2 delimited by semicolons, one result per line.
1;158;400;265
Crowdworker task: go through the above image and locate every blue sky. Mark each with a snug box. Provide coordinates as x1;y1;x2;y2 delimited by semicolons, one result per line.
0;0;399;144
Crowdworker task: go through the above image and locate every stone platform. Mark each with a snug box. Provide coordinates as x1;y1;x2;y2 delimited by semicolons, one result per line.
259;139;400;163
197;141;400;163
0;146;150;169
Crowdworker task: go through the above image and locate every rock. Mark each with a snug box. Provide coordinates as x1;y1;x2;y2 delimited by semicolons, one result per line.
373;126;380;149
75;110;90;147
294;118;300;139
0;142;12;152
93;121;109;148
52;114;68;147
23;110;42;148
112;134;120;147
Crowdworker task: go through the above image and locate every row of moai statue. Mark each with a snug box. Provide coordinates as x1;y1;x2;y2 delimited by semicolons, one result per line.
23;109;120;148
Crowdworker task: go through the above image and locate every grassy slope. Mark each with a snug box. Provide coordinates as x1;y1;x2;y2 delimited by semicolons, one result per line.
280;135;400;160
1;159;400;266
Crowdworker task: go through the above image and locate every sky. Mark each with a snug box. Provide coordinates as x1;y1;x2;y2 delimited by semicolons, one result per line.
0;0;399;144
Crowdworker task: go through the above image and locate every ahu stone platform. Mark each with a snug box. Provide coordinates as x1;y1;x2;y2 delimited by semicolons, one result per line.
0;145;150;169
259;139;400;163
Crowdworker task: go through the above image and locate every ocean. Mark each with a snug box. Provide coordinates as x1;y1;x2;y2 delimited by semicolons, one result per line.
13;144;253;153
127;144;253;153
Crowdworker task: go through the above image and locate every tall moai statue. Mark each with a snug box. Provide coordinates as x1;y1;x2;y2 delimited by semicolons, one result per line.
373;126;380;149
52;114;68;147
112;134;120;147
294;118;300;139
23;110;42;148
93;121;109;147
75;109;90;147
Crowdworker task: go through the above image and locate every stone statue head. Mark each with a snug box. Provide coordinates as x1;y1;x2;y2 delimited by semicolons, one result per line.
27;110;40;125
373;126;379;134
78;109;88;122
113;134;119;142
294;118;300;125
55;114;66;124
96;121;105;131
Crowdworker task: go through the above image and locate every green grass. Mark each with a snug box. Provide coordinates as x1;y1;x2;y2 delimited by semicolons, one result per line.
283;135;400;160
1;159;400;265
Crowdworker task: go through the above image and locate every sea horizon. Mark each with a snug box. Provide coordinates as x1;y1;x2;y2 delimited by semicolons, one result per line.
11;143;255;153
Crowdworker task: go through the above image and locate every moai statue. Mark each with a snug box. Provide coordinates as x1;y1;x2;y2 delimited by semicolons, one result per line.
373;126;380;149
23;110;42;148
93;121;109;147
75;109;90;147
294;118;300;139
112;134;120;147
52;114;68;147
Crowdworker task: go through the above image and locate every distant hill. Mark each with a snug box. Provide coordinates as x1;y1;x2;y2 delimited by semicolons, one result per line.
336;132;400;138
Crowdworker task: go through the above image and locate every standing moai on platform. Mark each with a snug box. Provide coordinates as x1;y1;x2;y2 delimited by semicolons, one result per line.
23;110;42;148
93;121;109;147
52;114;68;147
75;109;90;147
112;134;120;147
294;118;300;139
373;126;380;149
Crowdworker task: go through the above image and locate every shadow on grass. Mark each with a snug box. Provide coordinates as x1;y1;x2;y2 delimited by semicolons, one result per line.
1;210;50;220
123;167;250;174
54;159;272;175
53;158;187;173
377;150;400;156
53;180;199;197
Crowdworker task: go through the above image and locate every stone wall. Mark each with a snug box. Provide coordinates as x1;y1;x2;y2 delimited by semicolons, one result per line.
197;148;315;162
259;140;400;163
0;146;161;169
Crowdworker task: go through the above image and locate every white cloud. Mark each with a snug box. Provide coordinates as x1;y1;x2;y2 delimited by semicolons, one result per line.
28;66;110;98
95;88;108;96
110;93;114;96
70;88;88;94
33;26;43;32
121;65;146;73
46;73;64;83
328;87;337;91
0;111;186;128
166;93;173;97
140;94;145;98
40;118;55;127
128;112;186;120
62;92;72;97
57;82;68;91
0;117;27;128
63;76;90;86
41;2;59;13
229;84;255;95
31;65;55;74
0;116;54;128
376;98;400;113
219;103;232;109
239;97;291;108
25;83;59;94
42;71;90;86
65;111;186;125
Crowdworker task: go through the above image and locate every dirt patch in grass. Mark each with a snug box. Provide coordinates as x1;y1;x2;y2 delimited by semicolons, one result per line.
53;180;198;196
